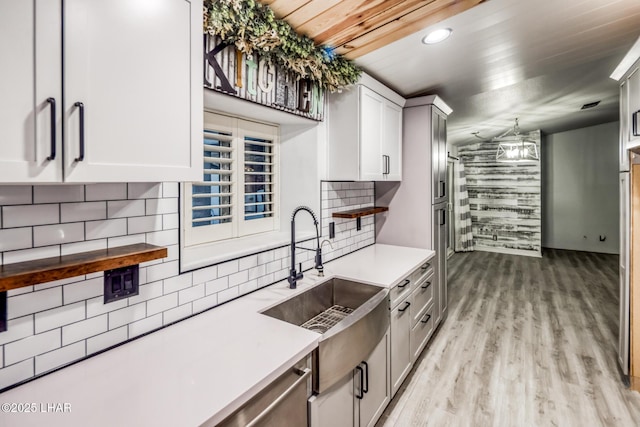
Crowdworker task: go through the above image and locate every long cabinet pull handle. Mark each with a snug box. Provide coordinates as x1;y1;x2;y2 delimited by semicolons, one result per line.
362;361;369;394
46;98;56;161
422;281;431;289
355;366;364;399
441;181;446;198
74;102;85;162
246;368;311;427
440;210;446;226
634;111;640;137
421;314;432;324
398;301;410;312
398;279;410;288
386;155;390;175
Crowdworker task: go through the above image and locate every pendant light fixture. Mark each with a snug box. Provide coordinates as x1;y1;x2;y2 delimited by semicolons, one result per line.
494;118;539;162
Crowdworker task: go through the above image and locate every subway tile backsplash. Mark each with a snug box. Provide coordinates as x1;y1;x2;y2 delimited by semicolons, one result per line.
0;181;375;390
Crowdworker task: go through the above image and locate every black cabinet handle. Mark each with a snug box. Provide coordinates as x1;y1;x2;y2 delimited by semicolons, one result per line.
382;155;390;175
421;314;431;324
74;102;85;162
398;301;410;312
633;111;640;137
46;98;56;161
422;281;431;289
441;181;446;198
398;279;410;288
355;365;364;399
440;210;446;226
421;263;430;271
361;361;369;394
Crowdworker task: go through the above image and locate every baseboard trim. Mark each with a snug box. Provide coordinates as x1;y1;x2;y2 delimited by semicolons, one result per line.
475;245;542;258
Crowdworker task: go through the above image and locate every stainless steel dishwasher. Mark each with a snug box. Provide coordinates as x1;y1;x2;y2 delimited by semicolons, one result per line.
211;356;311;427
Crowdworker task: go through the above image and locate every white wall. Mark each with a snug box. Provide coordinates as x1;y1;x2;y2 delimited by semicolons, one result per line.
542;121;619;253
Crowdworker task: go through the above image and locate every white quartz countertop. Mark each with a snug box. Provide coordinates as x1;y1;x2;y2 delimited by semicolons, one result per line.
324;244;435;288
0;244;433;427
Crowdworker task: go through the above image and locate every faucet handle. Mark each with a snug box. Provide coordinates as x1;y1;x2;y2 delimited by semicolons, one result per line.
320;239;334;250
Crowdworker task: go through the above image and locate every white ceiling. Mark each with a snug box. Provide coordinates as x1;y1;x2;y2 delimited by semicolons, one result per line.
355;0;640;145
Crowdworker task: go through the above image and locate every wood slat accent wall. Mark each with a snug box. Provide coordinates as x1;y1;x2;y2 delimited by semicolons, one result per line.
457;131;542;256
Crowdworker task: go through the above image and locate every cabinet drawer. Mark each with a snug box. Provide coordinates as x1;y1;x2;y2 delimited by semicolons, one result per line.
390;259;434;308
410;260;434;291
410;305;435;363
389;278;412;308
409;275;434;327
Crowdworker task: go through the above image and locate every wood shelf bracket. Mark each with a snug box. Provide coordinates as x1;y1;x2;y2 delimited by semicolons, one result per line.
331;206;388;232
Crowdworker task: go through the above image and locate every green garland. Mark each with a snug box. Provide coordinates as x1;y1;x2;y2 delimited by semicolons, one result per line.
203;0;361;92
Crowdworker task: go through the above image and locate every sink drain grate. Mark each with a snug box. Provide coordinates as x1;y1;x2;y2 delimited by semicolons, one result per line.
301;305;355;334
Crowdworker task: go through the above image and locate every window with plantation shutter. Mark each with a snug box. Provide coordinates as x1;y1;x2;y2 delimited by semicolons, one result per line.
183;112;279;247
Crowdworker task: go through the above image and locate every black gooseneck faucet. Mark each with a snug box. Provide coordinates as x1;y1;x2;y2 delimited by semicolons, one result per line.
288;206;322;289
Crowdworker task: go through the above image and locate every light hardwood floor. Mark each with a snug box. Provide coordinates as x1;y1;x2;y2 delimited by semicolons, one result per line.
378;249;640;427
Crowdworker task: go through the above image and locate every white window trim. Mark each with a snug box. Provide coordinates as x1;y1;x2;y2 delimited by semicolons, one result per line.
181;111;280;269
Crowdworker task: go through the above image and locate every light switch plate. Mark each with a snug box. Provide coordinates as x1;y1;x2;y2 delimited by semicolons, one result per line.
104;265;139;304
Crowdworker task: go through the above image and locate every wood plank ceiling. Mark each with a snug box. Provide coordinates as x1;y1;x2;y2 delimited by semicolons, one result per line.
259;0;485;59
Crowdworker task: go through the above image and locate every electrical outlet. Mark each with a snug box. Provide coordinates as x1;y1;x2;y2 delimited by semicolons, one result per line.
104;265;139;303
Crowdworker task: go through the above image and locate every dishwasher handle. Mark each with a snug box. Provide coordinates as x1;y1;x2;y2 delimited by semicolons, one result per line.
245;367;311;427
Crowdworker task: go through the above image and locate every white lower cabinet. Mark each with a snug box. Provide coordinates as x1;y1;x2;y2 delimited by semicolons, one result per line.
309;256;438;426
355;330;390;427
389;258;436;398
390;296;412;396
309;330;390;427
411;303;435;363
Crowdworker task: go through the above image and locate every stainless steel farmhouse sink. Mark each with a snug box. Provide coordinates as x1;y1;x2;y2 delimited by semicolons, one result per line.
261;278;389;393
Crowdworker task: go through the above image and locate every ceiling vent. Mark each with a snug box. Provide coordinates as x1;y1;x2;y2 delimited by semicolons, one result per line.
581;101;601;110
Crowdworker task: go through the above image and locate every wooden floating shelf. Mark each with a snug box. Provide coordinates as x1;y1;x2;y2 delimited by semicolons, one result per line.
0;243;168;292
332;206;389;219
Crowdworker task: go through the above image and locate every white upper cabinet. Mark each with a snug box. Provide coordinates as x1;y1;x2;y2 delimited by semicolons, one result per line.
620;80;631;171
0;0;62;182
327;75;404;182
359;88;385;181
382;100;402;181
0;0;202;183
628;67;640;150
613;36;640;169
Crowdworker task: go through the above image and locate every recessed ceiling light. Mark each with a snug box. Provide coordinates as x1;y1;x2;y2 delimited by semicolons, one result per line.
422;28;452;45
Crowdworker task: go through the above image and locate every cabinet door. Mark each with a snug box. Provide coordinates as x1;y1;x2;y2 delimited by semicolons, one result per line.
63;0;202;182
433;111;447;204
0;0;62;182
382;101;402;181
357;330;390;427
629;67;640;148
359;86;384;181
621;80;630;171
390;298;411;397
431;109;440;204
438;114;448;201
620;172;630;374
309;372;355;427
433;205;443;325
438;206;449;321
